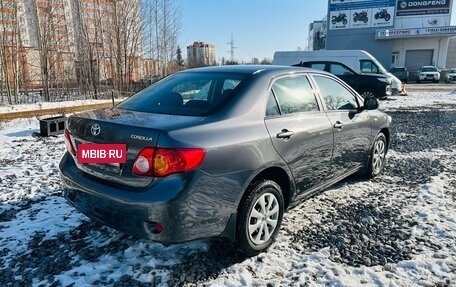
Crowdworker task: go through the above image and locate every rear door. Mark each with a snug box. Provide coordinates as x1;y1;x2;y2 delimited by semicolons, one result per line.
264;74;334;192
310;74;371;177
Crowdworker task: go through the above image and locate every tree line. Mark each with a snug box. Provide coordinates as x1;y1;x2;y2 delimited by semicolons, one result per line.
0;0;182;105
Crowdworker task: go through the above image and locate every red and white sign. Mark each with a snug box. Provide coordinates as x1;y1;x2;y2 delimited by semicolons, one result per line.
77;144;127;164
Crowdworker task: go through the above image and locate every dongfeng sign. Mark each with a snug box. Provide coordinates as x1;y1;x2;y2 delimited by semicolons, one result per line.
396;0;451;16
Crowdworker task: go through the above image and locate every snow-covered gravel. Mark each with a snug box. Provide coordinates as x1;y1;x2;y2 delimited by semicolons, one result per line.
0;85;455;286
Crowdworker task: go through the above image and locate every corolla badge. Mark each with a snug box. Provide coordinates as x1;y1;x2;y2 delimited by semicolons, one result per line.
131;134;153;141
91;124;101;136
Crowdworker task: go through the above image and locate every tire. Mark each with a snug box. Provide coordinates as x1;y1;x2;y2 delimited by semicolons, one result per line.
361;90;376;99
385;14;391;21
360;132;387;178
236;180;284;256
342;19;347;25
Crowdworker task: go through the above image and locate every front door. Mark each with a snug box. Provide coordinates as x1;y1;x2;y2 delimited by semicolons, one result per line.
311;74;371;177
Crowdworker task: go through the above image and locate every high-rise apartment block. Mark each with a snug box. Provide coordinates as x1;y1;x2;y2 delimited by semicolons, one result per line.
0;0;158;90
187;41;216;68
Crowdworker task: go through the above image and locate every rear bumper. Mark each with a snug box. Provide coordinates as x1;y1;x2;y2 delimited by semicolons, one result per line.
59;152;236;243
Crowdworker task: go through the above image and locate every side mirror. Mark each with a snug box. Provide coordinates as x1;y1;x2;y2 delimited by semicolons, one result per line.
364;97;379;110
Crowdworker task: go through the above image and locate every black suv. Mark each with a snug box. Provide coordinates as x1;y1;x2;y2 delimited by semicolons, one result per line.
294;61;392;99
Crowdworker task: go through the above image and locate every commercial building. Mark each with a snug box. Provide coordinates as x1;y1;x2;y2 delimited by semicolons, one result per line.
186;41;216;68
308;18;327;51
318;0;456;71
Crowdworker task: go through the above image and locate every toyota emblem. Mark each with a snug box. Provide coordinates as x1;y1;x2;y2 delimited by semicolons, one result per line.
91;124;101;136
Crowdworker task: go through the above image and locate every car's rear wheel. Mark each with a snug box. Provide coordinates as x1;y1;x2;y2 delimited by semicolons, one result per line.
236;180;284;256
360;132;387;178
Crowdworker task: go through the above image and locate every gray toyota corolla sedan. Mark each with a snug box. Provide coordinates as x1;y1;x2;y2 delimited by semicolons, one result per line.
59;65;391;256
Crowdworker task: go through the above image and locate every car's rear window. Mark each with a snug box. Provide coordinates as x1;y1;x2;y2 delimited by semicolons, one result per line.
118;72;246;116
391;67;405;72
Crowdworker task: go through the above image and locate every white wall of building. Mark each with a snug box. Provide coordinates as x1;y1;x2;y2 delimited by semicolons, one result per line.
446;37;456;67
391;37;450;68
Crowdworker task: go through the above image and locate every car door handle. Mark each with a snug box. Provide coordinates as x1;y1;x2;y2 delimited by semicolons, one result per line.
333;121;343;130
277;129;294;139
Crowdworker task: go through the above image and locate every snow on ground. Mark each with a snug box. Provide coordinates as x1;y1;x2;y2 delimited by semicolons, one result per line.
0;84;455;286
0;99;114;114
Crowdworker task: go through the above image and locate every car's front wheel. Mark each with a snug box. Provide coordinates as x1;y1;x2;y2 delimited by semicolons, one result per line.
236;180;284;256
361;90;377;99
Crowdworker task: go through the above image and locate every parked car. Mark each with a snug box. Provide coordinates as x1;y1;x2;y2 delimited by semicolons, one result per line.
445;68;456;83
417;66;440;83
273;50;403;96
59;65;391;256
389;67;409;83
295;60;392;99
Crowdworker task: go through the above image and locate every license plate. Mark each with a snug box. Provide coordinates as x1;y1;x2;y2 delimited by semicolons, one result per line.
77;143;127;164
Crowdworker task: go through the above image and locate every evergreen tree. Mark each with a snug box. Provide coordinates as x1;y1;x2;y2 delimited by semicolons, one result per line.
176;46;184;69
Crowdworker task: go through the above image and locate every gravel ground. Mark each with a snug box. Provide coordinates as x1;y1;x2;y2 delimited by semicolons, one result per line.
0;90;455;286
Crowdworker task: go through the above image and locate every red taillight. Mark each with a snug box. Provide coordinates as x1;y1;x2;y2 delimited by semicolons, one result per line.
133;147;206;177
64;129;76;156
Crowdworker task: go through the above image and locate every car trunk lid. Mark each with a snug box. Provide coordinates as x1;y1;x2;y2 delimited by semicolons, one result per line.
66;107;204;187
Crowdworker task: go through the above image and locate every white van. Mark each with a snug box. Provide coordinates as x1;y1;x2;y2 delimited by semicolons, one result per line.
273;50;403;95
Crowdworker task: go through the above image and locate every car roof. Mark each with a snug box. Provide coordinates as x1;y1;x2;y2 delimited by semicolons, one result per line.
178;64;326;76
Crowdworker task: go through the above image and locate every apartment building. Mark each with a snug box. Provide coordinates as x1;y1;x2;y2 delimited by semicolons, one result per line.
71;0;144;84
1;0;147;91
187;41;216;68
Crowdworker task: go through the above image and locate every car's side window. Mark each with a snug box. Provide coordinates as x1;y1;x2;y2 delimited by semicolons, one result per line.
270;75;319;115
266;90;280;116
360;60;380;74
313;75;358;111
330;63;354;76
309;63;326;71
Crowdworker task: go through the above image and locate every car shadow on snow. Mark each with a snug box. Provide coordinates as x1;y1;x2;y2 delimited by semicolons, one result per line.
0;217;247;287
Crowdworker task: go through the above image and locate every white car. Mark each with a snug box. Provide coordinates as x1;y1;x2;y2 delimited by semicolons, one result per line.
417;66;440;83
386;72;403;95
445;68;456;83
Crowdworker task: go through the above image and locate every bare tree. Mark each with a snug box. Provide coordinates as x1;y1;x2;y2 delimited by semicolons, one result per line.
143;0;181;77
73;0;102;98
32;0;74;101
0;0;30;105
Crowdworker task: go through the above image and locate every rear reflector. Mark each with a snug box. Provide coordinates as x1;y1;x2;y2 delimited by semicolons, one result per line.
146;222;163;234
133;147;206;177
64;129;76;156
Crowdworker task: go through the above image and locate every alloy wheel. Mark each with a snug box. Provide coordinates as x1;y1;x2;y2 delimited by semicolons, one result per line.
247;193;279;245
372;138;386;174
